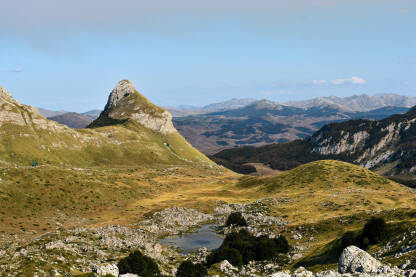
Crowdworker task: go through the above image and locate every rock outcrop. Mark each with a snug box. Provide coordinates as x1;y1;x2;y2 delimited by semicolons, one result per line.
0;83;212;167
338;246;383;274
212;105;416;176
91;80;176;134
91;263;119;276
0;85;70;131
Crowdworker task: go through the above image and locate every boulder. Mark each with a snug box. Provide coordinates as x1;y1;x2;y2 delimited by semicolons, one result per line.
292;267;313;277
314;270;340;277
91;263;119;276
270;271;291;277
338;246;383;274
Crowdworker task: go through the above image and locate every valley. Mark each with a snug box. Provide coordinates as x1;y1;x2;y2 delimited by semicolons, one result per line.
1;82;416;276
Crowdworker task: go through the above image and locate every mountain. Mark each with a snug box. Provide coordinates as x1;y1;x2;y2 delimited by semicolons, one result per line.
48;112;93;129
167;98;256;117
82;109;101;119
210;105;416;177
42;109;101;129
3;84;416;276
0;81;212;167
173;99;409;154
37;107;69;118
285;93;416;112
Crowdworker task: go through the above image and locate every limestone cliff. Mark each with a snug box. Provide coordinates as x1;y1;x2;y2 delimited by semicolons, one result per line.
309;108;416;175
211;106;416;177
89;80;176;134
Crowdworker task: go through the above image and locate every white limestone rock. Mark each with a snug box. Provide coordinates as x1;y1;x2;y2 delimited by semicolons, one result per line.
91;263;119;276
338;246;383;274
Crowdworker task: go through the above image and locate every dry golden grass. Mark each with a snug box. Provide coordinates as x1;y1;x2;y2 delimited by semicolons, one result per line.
1;160;415;239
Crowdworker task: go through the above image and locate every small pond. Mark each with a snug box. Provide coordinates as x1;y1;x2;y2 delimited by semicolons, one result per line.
159;224;224;254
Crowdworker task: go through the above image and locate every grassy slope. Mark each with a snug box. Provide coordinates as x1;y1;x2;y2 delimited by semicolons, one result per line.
2;160;413;235
141;160;416;225
0;108;211;168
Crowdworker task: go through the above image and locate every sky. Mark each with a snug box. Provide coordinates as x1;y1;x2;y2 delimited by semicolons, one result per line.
0;0;415;112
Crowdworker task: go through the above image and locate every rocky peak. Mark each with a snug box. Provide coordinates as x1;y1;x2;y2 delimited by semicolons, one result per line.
104;80;136;111
0;85;14;102
90;80;176;134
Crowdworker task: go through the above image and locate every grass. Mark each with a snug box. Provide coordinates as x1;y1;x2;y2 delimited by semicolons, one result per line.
2;159;414;236
2;91;416;273
1;159;416;274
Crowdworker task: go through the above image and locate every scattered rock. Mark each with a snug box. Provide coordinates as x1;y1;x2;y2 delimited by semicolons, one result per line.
91;263;119;276
339;246;383;274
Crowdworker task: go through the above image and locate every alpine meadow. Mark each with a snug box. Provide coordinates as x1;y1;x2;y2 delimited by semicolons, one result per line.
1;1;416;277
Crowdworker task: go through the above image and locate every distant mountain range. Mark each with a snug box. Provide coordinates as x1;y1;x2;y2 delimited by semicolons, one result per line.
48;112;94;129
173;102;409;154
171;93;416;154
40;93;416;153
285;93;416;112
166;98;256;117
37;108;102;128
211;105;416;178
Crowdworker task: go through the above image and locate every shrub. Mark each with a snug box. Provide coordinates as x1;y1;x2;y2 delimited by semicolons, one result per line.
176;261;208;277
225;212;247;227
206;229;290;267
117;250;160;277
341;231;357;249
362;217;387;244
216;247;244;266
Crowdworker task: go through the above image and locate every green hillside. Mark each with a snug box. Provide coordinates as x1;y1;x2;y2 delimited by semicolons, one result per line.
0;82;212;167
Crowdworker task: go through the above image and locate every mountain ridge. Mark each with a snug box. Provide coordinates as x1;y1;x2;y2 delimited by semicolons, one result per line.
174;101;409;154
210;105;416;177
285;93;416;112
0;81;213;167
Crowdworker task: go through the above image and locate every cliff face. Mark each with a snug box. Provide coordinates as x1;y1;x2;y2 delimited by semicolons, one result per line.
309;108;416;174
90;80;176;134
211;106;416;177
0;85;72;132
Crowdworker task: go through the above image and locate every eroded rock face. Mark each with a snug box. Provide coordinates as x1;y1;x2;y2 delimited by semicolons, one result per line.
0;85;71;132
312;130;370;156
338;246;383;274
104;80;136;111
99;79;176;134
128;110;176;134
0;85;13;101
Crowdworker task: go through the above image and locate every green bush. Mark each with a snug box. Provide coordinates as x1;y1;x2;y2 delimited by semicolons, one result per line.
117;250;161;277
340;231;357;249
225;212;247;227
215;247;243;266
362;217;387;244
176;261;208;277
206;229;290;267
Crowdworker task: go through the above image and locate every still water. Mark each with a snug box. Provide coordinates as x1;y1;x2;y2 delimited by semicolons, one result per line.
159;224;224;254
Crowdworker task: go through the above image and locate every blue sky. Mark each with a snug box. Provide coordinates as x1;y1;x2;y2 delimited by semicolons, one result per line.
0;0;415;112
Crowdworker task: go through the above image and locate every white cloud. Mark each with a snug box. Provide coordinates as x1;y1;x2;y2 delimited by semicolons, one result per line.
331;76;366;85
312;80;327;85
312;76;366;85
1;68;24;73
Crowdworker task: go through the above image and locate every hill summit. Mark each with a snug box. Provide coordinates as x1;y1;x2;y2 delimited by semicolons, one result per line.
89;80;175;134
0;81;212;167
